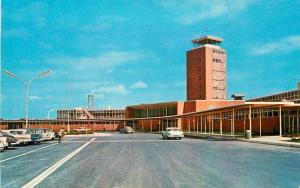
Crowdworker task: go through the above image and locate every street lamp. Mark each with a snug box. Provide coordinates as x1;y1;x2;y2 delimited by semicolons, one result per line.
47;108;55;119
3;69;52;128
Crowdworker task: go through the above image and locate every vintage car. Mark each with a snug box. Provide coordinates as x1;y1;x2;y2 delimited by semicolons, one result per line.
3;129;32;145
0;142;4;151
162;127;184;140
119;126;135;134
43;129;55;140
1;130;17;146
0;130;11;149
26;128;43;143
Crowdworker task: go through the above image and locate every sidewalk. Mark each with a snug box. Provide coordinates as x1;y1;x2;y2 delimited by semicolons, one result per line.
237;136;300;148
184;133;300;148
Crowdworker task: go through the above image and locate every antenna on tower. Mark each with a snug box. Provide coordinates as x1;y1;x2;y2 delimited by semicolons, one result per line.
87;95;95;110
205;26;209;36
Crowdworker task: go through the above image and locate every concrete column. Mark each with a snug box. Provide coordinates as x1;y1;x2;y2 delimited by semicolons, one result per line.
133;121;135;130
230;113;233;136
288;113;291;135
193;117;195;132
166;119;169;128
200;115;203;133
297;109;299;134
188;118;191;133
141;120;144;133
196;116;199;133
249;106;252;139
150;120;153;132
232;108;235;136
220;113;223;135
259;108;262;137
204;116;207;133
279;106;282;137
158;119;161;132
212;114;214;134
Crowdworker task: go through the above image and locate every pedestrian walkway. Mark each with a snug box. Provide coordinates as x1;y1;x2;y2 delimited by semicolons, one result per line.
184;133;300;148
238;136;300;148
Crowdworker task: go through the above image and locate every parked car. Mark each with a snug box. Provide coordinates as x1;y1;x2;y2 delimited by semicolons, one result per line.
0;130;11;149
120;126;135;134
43;129;55;140
162;127;184;140
3;129;32;145
0;142;4;151
1;130;17;146
26;128;43;143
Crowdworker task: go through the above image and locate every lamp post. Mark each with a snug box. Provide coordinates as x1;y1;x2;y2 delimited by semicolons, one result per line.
47;108;55;130
47;108;55;119
3;69;52;128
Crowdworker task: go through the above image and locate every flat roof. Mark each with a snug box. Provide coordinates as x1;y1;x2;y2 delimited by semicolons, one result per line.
192;35;223;44
247;89;300;101
127;101;179;110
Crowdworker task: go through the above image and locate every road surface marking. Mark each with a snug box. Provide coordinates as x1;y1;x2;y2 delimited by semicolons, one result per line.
65;139;185;143
0;143;58;163
22;138;96;188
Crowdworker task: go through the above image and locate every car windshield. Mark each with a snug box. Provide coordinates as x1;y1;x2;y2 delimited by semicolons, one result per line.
2;132;11;136
9;131;24;135
27;129;37;134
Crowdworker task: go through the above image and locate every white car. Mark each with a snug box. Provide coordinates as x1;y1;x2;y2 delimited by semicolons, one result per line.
0;131;10;149
0;142;4;151
43;129;55;140
3;129;32;145
162;127;184;140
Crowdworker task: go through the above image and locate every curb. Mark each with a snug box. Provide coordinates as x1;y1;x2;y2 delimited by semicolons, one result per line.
236;139;300;148
184;133;237;140
184;133;300;148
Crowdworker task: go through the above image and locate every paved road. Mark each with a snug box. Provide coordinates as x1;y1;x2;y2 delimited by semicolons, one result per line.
1;134;300;188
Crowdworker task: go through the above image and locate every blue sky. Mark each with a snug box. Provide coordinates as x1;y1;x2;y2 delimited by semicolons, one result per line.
1;0;300;119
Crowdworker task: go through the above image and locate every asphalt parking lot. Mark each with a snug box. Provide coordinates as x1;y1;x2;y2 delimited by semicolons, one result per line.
1;133;300;188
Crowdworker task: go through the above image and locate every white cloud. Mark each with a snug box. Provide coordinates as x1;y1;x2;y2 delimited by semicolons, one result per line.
3;28;31;38
29;95;43;100
159;0;253;25
91;84;128;95
130;81;148;89
80;15;127;32
7;2;48;28
48;50;149;70
251;35;300;55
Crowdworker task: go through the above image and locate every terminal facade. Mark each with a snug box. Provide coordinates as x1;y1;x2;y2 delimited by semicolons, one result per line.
1;35;300;137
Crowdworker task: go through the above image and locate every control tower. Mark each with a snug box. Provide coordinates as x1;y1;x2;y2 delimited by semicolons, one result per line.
186;35;227;100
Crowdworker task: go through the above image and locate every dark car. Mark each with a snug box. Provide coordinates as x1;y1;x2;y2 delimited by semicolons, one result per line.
120;126;135;134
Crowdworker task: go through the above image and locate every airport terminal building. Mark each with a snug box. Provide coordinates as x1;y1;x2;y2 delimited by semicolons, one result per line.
1;35;300;137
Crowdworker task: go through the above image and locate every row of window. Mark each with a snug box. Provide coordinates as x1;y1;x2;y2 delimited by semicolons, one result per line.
196;108;281;120
249;90;300;102
213;69;226;73
133;107;177;118
213;58;224;63
213;49;225;55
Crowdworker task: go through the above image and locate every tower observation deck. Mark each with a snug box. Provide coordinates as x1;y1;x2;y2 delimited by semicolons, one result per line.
192;35;223;47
